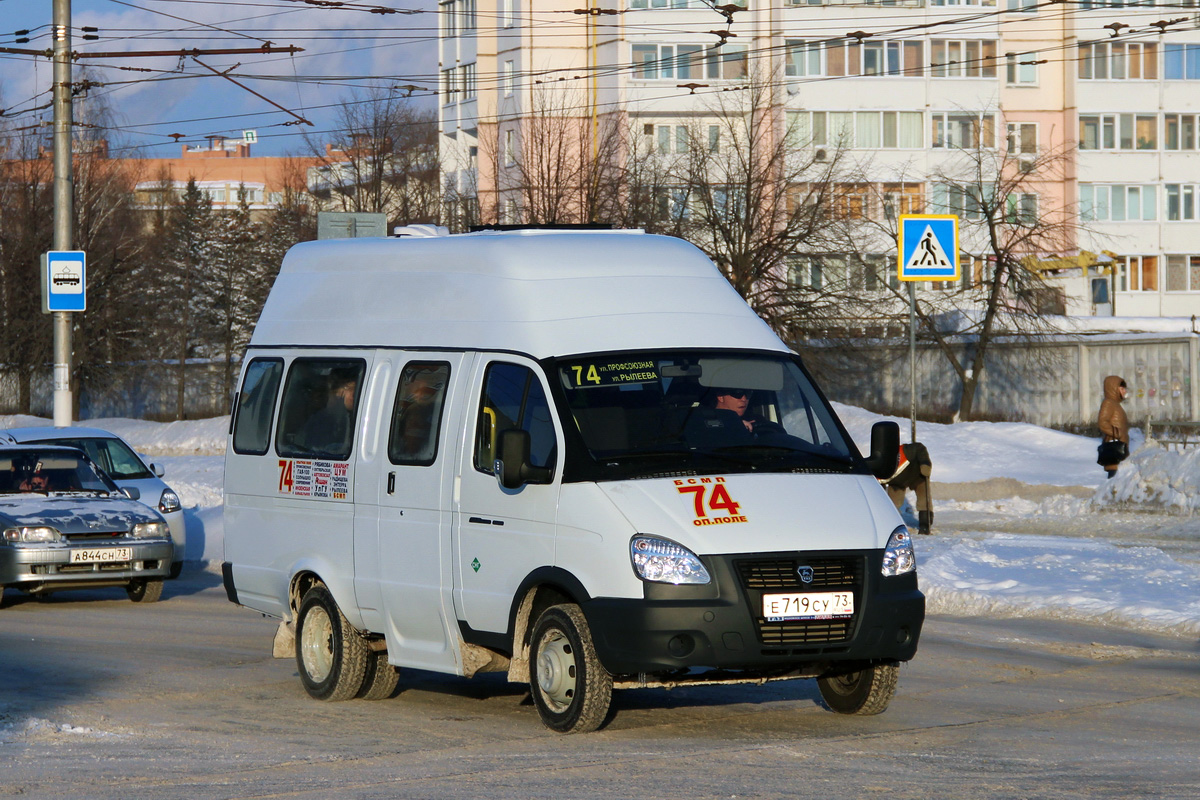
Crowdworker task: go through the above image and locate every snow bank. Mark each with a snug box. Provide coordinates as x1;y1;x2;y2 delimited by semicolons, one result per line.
0;414;228;456
917;533;1200;638
1092;442;1200;513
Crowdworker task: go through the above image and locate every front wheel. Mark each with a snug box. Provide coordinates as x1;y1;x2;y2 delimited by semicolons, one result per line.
127;577;164;603
817;661;900;715
528;604;612;733
295;585;369;701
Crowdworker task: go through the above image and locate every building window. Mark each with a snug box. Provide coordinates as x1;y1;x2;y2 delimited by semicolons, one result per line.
441;69;456;104
631;43;747;81
1165;43;1200;80
931;183;993;221
1165;255;1200;292
1006;122;1037;155
440;0;456;38
1079;114;1158;150
788;110;923;149
1006;54;1038;85
931;112;996;149
931;0;996;5
504;129;516;166
502;0;515;27
504;60;515;96
459;63;476;100
785;40;824;77
1165;114;1198;150
826;40;923;77
1080;184;1157;222
708;125;720;153
1078;41;1157;80
1006;0;1037;10
931;40;998;77
1166;184;1197;221
629;0;713;7
1005;192;1038;224
1116;256;1157;293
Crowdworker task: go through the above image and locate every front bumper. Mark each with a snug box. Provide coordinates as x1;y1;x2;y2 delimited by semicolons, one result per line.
0;539;174;588
583;549;924;675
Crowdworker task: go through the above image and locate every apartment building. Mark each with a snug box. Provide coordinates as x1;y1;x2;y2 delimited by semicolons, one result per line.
439;0;1200;319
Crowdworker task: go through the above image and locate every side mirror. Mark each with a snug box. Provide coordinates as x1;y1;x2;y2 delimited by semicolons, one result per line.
149;462;165;478
121;486;142;501
863;421;900;480
493;429;552;490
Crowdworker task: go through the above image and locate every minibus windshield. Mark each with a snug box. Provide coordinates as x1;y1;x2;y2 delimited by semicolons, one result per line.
553;351;858;480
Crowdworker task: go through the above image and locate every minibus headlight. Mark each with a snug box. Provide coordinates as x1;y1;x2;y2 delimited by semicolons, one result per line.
630;535;711;585
3;526;61;544
881;525;916;577
131;521;169;539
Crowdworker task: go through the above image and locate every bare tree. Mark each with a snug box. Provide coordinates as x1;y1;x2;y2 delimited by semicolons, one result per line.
306;89;440;226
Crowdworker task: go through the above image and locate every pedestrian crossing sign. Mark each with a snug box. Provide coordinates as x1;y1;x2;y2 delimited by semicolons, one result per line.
898;214;959;281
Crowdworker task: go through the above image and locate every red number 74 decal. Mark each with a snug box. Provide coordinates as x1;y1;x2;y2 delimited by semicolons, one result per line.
676;483;741;518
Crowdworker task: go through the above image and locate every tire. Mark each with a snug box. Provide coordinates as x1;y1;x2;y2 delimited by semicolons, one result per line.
127;577;165;603
528;604;612;734
357;649;401;701
0;585;5;608
817;661;900;715
295;585;369;702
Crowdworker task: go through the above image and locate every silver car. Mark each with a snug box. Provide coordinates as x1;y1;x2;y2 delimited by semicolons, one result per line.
0;445;174;606
0;427;185;577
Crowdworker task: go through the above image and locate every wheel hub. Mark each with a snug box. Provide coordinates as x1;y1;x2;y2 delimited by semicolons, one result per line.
536;630;576;711
300;606;335;682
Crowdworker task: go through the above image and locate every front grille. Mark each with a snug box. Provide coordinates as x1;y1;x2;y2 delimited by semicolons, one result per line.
735;555;864;647
63;532;124;542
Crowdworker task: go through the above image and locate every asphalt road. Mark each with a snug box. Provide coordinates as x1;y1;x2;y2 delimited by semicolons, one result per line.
1;570;1197;800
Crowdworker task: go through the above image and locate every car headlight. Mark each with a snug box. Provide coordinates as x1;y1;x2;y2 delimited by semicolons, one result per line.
131;521;169;539
881;525;917;577
159;489;181;514
3;526;61;544
630;535;711;585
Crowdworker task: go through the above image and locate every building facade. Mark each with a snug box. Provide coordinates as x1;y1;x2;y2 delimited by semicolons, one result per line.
439;0;1200;319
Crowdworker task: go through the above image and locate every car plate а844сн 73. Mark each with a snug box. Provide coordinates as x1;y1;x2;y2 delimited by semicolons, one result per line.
69;547;132;564
762;591;854;621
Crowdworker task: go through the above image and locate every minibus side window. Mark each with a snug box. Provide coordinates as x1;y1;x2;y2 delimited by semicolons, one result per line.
275;359;366;461
233;358;283;456
474;362;556;475
388;362;450;466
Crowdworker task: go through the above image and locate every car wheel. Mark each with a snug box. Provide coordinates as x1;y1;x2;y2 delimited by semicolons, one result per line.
528;604;612;733
169;561;183;580
357;649;401;701
0;585;5;608
127;577;165;603
817;661;899;715
295;584;368;702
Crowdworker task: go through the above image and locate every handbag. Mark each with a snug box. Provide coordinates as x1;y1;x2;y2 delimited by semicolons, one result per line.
1097;439;1129;465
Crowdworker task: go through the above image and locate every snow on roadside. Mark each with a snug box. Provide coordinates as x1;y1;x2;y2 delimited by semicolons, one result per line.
916;533;1200;638
0;414;227;457
1093;442;1200;512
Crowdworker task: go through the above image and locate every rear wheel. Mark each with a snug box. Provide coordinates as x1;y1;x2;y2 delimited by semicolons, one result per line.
817;661;900;715
295;585;368;701
357;649;401;701
127;577;164;603
528;604;612;733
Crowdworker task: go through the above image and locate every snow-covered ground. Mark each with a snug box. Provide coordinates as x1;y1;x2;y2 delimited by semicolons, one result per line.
3;409;1197;639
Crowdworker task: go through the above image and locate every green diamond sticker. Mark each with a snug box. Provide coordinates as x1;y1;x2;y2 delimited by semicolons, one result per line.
471;557;481;573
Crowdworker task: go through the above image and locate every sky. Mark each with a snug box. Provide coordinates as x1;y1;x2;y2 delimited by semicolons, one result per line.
0;0;437;158
3;404;1198;639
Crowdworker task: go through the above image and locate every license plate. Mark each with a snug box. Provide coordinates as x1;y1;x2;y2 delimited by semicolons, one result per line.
762;591;854;621
70;548;132;564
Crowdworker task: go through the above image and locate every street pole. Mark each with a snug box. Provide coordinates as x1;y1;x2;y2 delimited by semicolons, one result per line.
52;0;74;426
908;281;917;443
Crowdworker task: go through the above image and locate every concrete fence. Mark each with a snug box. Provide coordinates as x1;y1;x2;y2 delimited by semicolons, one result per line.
810;332;1200;429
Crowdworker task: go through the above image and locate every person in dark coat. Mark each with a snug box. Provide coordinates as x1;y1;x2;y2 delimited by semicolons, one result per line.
882;441;933;535
1097;375;1129;479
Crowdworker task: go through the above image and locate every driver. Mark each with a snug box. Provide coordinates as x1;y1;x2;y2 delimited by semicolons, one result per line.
714;388;762;433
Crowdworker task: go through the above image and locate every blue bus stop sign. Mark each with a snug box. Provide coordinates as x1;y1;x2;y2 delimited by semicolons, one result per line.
43;251;87;313
898;215;959;282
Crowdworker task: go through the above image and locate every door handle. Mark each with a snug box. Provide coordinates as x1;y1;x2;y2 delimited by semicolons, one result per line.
387;472;396;495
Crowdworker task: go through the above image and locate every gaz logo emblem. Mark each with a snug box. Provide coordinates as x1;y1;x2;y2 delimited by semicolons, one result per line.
797;566;814;584
674;477;748;527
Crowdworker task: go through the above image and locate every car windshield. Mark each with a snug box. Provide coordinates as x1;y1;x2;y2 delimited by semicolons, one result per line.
30;436;153;480
553;351;858;480
0;450;118;495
